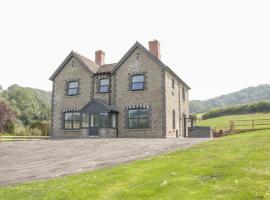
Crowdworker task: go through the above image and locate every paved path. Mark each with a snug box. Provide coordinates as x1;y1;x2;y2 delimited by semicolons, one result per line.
0;138;210;186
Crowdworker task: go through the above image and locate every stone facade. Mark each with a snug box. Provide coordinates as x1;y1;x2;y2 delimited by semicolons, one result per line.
93;74;111;104
51;57;94;138
99;128;117;138
114;48;165;138
50;41;190;138
164;70;190;137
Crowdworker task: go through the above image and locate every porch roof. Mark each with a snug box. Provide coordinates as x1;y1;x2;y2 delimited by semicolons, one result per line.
81;98;118;114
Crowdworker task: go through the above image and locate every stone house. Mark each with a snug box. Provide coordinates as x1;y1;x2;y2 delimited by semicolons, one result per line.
50;40;191;138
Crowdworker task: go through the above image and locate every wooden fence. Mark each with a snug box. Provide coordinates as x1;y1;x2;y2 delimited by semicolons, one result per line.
230;119;270;132
0;135;50;142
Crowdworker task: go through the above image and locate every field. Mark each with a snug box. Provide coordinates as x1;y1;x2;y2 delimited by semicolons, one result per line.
1;130;270;199
197;113;270;130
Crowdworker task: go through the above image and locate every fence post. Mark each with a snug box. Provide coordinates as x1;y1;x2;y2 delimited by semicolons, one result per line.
230;121;234;132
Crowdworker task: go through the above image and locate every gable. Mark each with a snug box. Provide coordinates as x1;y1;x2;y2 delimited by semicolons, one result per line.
49;51;99;81
49;42;190;89
111;42;166;74
55;57;89;79
111;42;191;90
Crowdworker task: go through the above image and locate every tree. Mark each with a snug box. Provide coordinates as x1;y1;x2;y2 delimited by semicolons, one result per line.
5;85;50;126
0;98;16;132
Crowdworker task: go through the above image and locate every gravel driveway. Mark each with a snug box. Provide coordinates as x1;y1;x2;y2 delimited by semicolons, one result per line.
0;138;210;186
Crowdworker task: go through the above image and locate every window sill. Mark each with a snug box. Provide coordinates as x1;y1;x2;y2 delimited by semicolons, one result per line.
62;129;80;132
66;95;80;98
82;127;117;129
99;127;117;129
125;128;150;131
130;90;145;93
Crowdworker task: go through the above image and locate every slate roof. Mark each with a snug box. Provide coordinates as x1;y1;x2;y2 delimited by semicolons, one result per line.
49;51;100;80
96;63;117;74
73;52;100;73
81;98;118;113
49;41;191;89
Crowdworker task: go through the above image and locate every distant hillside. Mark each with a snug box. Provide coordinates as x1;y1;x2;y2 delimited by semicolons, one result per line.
0;84;51;126
190;84;270;113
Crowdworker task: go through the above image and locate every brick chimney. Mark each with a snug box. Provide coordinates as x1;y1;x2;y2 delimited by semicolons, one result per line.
148;40;161;59
95;50;105;65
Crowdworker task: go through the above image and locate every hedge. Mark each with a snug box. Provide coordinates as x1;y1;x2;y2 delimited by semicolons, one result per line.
202;101;270;120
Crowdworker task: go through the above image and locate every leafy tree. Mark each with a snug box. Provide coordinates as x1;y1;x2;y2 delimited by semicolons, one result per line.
4;85;51;126
0;98;16;132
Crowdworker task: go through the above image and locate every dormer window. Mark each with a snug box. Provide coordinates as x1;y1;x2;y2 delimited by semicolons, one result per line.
67;81;79;96
99;78;110;93
131;75;144;91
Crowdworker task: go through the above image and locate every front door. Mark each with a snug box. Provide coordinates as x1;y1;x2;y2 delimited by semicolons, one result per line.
89;114;99;137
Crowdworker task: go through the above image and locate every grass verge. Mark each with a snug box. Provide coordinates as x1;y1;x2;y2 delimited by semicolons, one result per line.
197;113;270;130
1;130;270;199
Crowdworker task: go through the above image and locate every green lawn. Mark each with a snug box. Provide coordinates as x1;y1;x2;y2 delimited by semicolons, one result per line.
197;113;270;130
1;130;270;199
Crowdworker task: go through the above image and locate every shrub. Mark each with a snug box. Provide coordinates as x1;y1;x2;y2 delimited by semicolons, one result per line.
30;121;50;136
4;120;15;134
213;130;224;137
29;128;43;136
15;128;27;136
16;128;42;136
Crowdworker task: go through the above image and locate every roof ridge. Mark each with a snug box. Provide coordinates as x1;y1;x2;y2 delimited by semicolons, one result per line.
73;51;98;65
50;42;190;89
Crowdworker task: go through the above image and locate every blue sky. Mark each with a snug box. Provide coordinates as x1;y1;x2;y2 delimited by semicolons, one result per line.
0;0;269;100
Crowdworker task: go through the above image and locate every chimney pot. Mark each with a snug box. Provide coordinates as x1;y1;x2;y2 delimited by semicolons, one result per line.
95;50;105;65
148;40;161;59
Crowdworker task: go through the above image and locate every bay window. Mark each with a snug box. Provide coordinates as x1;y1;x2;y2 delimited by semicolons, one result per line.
89;113;117;128
99;113;108;127
82;113;89;128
